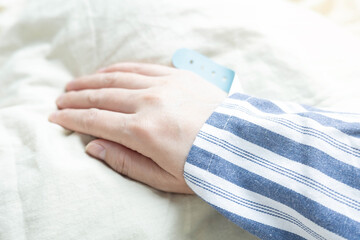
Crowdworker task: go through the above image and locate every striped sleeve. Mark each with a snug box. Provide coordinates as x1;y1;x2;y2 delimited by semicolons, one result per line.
184;93;360;240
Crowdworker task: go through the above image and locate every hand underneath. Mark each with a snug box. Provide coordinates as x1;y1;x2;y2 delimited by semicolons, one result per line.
49;63;227;194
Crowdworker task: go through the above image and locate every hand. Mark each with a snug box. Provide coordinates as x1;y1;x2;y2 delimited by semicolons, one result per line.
49;63;227;194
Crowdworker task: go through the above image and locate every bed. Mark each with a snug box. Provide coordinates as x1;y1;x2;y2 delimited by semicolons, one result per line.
0;0;359;239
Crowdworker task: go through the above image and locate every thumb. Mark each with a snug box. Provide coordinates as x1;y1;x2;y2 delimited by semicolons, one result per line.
85;139;187;193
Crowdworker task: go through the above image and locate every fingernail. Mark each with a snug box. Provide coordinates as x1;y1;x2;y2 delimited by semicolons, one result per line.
86;142;106;160
48;112;58;122
56;94;65;106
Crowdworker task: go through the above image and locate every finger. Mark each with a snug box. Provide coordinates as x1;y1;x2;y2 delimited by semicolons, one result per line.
86;139;192;193
56;88;140;113
97;62;175;76
48;108;134;148
66;72;155;91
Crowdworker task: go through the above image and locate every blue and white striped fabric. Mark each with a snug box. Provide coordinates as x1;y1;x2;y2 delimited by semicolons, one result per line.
184;93;360;240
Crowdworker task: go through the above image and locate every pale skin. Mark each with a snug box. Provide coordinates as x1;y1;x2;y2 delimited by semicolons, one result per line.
49;63;227;194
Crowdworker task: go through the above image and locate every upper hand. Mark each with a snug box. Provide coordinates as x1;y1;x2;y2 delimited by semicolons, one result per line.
49;63;227;194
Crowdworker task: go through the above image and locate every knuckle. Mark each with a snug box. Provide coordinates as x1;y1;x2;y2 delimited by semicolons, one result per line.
141;92;162;106
127;116;151;139
128;120;145;137
102;73;117;86
87;91;101;106
82;108;99;130
113;151;130;176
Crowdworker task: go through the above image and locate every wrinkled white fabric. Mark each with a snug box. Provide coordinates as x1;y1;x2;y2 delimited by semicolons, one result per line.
0;0;359;239
285;0;360;38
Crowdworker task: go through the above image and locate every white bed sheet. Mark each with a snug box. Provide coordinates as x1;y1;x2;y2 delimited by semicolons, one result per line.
0;0;359;239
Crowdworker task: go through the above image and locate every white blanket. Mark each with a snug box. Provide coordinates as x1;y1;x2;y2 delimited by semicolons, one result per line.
1;0;359;239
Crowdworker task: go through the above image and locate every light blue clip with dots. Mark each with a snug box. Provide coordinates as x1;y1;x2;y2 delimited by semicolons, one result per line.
172;48;235;93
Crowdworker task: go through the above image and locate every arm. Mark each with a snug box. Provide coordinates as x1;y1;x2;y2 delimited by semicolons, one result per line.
49;63;360;240
185;93;360;240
